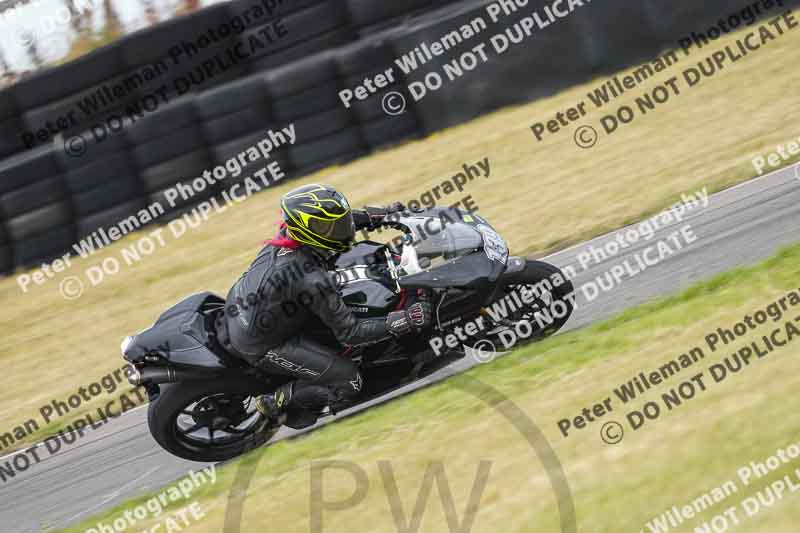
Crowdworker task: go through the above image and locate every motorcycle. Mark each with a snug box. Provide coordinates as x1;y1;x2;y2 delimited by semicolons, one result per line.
121;207;575;461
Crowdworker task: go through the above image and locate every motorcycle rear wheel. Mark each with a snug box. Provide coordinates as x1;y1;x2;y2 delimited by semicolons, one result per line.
147;377;276;462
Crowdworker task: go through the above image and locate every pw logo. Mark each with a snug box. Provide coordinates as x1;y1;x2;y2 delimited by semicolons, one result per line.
310;459;493;533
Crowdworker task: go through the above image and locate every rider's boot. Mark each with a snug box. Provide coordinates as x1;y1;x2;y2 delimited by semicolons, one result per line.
255;383;293;427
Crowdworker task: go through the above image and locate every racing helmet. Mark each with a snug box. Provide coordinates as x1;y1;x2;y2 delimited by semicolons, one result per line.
281;184;356;253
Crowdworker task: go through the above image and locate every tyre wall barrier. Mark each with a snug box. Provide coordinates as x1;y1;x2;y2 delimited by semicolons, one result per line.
382;0;800;133
0;0;462;273
0;0;796;273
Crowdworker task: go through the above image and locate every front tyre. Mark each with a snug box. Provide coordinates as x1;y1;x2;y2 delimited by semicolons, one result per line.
147;377;276;462
488;259;575;344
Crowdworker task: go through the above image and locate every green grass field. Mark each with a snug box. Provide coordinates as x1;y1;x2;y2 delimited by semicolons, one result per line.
58;240;800;533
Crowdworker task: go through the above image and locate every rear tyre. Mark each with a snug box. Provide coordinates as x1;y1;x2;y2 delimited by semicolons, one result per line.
147;377;277;462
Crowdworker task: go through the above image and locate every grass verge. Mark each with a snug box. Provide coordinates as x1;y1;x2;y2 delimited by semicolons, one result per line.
58;240;800;533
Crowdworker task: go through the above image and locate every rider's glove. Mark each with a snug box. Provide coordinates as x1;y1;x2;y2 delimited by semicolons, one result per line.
386;201;405;213
386;301;432;337
363;203;406;230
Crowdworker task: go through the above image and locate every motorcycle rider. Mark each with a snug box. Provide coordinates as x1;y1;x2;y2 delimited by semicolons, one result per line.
214;183;432;429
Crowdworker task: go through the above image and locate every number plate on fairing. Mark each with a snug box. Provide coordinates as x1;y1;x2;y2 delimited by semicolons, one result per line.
477;224;508;264
335;266;370;285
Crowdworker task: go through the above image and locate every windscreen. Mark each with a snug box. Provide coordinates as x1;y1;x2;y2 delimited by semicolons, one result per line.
408;218;483;261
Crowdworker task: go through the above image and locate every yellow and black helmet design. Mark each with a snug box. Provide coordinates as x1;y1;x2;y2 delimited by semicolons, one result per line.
281;184;356;252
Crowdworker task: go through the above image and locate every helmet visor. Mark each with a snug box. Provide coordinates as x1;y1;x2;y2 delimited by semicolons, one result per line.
308;212;355;243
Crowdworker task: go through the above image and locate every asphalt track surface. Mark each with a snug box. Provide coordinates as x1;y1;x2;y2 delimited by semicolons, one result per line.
2;166;799;532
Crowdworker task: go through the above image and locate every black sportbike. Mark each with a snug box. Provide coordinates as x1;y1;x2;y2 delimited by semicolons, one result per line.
121;207;575;461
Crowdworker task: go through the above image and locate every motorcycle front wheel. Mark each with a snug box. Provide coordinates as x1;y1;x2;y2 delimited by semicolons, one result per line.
486;259;576;345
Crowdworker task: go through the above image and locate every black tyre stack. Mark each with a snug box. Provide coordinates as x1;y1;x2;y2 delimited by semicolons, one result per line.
265;52;364;174
239;0;357;73
197;73;282;190
126;98;213;220
2;0;777;274
348;0;454;37
335;38;421;150
57;133;144;245
0;82;25;160
0;146;74;267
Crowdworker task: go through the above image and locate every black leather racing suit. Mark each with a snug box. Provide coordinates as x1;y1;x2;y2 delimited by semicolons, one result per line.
214;210;389;426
